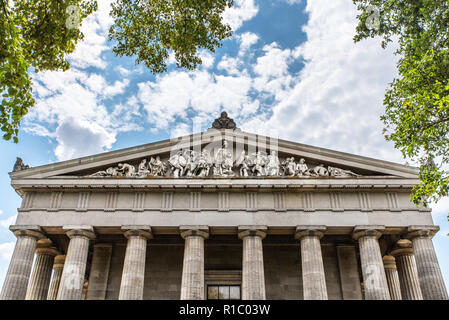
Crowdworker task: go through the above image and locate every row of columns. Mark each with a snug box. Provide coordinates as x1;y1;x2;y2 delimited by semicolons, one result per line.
383;239;423;300
1;224;447;300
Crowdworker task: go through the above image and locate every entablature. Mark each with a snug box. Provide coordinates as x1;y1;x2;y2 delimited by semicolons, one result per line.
12;176;420;195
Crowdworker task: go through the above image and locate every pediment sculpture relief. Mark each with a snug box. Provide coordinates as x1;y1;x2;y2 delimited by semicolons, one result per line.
88;142;361;178
13;157;30;172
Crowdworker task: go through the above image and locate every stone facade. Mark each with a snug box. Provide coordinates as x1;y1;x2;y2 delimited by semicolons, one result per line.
1;127;447;300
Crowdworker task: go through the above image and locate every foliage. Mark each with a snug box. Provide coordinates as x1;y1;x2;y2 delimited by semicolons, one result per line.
1;0;234;142
108;0;233;74
0;0;97;142
353;0;449;206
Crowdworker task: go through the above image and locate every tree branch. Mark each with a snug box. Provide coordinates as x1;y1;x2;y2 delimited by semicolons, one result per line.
0;0;9;17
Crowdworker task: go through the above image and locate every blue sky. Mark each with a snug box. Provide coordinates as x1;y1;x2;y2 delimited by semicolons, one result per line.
1;0;448;291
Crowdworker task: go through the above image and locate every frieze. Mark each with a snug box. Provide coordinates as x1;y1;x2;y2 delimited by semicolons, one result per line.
88;141;361;179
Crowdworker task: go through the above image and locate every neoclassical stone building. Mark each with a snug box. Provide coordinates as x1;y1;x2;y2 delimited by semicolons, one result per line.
1;114;447;300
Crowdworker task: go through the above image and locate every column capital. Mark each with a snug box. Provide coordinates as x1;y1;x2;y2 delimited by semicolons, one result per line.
35;247;59;256
382;255;397;270
295;225;326;240
36;238;52;247
180;226;209;239
352;225;385;240
9;225;45;240
53;255;66;270
121;226;153;240
36;238;60;256
238;226;267;239
63;225;96;240
390;239;414;256
406;225;439;239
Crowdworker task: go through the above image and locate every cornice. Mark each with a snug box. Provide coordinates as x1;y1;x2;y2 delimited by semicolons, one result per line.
9;129;419;180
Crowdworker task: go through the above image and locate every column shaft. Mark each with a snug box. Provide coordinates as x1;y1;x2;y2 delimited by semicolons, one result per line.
25;247;58;300
382;256;402;300
47;255;65;300
119;231;150;300
57;228;95;300
409;229;448;300
0;228;44;300
353;227;390;300
395;253;423;300
239;227;266;300
296;227;328;300
180;227;208;300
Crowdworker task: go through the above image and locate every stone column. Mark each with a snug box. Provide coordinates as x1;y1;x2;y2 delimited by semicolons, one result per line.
390;239;423;300
56;226;95;300
0;225;44;300
118;226;152;300
180;225;209;300
238;226;267;300
25;240;59;300
382;255;402;300
353;226;390;300
407;226;448;300
295;226;328;300
47;255;66;300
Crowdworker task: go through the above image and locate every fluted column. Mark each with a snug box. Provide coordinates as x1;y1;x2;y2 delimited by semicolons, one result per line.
118;226;152;300
238;226;267;300
353;226;390;300
180;226;209;300
56;226;95;300
390;239;423;300
382;255;402;300
25;241;59;300
295;226;328;300
407;226;448;300
47;255;66;300
0;226;44;300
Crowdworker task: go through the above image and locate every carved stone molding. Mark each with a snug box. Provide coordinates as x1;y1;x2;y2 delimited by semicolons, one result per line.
352;225;385;240
122;226;153;240
211;111;237;130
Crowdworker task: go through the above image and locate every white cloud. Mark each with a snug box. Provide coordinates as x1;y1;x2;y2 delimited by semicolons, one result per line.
431;196;449;218
137;69;254;131
217;55;242;76
242;0;402;163
104;79;130;97
222;0;259;31
115;66;131;77
0;242;14;261
251;43;294;101
238;32;259;56
0;215;17;229
69;0;114;70
170;123;191;139
25;68;135;160
198;51;215;69
253;43;292;78
54;119;117;161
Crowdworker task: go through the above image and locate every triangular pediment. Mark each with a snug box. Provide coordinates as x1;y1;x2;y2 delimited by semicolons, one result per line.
10;128;419;180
